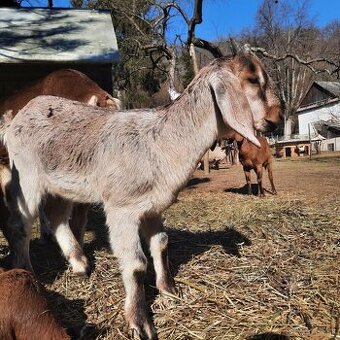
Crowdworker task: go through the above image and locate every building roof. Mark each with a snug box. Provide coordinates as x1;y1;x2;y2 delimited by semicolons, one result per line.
297;80;340;113
0;8;119;64
314;81;340;98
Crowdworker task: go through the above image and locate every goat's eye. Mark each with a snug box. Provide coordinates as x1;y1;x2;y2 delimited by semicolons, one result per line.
248;77;259;85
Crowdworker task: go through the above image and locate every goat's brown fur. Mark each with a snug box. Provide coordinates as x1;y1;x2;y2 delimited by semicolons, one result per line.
235;134;277;196
0;268;70;340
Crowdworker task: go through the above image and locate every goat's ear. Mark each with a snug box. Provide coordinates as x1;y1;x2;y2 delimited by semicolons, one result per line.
87;95;98;106
106;96;122;110
210;74;261;147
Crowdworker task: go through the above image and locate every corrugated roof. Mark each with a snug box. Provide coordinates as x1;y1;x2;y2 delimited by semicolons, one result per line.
0;8;119;63
315;81;340;97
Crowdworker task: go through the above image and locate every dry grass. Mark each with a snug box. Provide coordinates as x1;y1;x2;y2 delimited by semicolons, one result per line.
0;156;339;340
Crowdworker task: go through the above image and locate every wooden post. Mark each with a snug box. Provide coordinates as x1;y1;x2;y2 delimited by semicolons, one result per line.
189;43;210;174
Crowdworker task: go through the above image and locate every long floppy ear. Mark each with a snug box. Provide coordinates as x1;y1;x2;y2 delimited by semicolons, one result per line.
210;73;261;147
106;96;122;110
87;95;98;106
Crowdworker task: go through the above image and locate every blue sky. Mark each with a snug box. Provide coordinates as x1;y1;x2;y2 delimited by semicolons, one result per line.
23;0;340;41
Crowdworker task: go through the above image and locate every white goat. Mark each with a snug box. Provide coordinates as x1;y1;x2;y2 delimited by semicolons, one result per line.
3;53;281;339
0;69;121;258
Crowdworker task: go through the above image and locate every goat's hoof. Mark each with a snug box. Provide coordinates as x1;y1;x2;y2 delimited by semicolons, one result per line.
158;279;177;296
70;255;90;277
127;318;158;340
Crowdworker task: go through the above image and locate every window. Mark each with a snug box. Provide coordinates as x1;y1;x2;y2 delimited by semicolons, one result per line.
327;143;335;152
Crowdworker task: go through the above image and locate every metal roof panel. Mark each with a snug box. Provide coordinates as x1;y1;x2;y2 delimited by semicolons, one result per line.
0;8;119;63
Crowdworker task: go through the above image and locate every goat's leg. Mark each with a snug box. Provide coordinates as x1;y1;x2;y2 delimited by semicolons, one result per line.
140;215;176;295
69;203;89;247
38;202;54;245
0;165;12;242
106;208;157;340
44;197;89;275
267;162;277;195
244;169;252;195
39;201;89;246
255;165;265;197
6;167;41;272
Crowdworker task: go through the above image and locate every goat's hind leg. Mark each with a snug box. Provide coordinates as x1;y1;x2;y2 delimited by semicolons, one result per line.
44;197;89;275
255;165;265;197
140;215;176;295
6;166;40;272
106;207;157;340
267;162;277;195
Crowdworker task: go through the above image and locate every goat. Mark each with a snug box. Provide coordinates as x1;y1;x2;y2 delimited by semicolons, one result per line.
231;133;277;196
198;143;227;170
0;69;121;262
0;268;70;340
2;52;281;339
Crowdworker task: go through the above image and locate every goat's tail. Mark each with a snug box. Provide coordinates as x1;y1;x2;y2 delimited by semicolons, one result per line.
0;110;14;145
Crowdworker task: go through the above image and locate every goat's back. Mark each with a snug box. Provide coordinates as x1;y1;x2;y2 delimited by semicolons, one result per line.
0;268;70;340
0;69;118;166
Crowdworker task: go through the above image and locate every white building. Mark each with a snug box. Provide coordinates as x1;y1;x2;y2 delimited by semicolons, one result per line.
297;81;340;152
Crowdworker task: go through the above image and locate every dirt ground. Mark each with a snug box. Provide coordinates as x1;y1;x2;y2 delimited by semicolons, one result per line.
0;155;339;340
187;154;340;198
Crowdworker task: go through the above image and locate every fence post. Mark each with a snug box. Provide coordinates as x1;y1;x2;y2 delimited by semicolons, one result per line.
308;123;312;160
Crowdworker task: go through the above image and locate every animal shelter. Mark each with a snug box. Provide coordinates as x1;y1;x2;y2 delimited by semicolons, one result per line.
0;7;119;99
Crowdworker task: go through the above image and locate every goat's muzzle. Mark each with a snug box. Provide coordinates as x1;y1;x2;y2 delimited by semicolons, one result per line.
264;105;283;132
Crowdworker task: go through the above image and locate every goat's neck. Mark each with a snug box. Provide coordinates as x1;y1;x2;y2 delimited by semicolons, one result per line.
153;85;221;192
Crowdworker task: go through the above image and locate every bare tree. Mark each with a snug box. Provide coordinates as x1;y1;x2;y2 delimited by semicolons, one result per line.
245;0;340;137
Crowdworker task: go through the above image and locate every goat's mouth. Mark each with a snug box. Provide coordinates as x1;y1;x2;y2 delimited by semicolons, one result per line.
264;118;279;132
255;118;279;133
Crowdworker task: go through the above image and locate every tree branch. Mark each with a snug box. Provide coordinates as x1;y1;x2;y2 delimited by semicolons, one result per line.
250;46;340;75
192;37;223;58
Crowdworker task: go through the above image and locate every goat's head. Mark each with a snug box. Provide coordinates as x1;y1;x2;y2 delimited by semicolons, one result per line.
105;96;122;110
208;51;282;147
87;95;122;110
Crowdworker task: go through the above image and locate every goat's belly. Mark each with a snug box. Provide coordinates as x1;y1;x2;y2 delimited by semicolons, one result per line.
47;175;100;203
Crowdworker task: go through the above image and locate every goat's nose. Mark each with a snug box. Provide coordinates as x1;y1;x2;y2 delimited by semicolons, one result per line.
265;119;279;132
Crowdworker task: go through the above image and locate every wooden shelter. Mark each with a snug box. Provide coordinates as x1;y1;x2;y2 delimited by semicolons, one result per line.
0;7;119;99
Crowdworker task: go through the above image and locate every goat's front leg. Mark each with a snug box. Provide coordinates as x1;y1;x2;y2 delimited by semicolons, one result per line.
69;203;89;247
44;197;89;275
255;165;265;197
106;208;157;340
39;203;54;245
244;169;252;195
141;215;176;295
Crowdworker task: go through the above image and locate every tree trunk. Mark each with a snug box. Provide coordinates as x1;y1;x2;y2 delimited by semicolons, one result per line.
283;115;293;138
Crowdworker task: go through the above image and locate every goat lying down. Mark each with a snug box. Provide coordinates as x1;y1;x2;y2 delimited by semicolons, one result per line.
3;53;281;339
0;69;121;261
232;133;277;196
0;268;70;340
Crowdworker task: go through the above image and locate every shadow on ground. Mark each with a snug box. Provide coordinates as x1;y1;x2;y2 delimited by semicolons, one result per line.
246;333;291;340
1;206;252;339
186;177;210;189
225;183;259;195
45;289;94;340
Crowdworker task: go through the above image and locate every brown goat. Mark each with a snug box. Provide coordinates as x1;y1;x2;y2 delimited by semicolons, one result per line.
0;268;70;340
232;134;277;197
0;69;120;268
